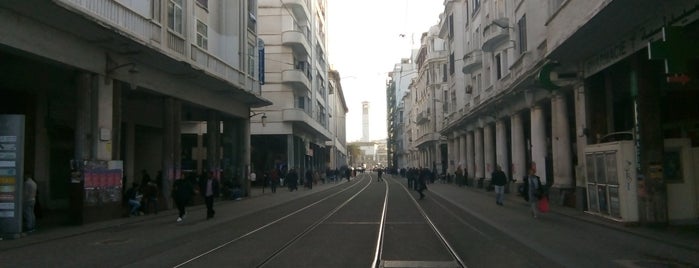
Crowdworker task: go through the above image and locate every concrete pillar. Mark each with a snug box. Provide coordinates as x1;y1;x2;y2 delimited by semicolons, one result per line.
453;133;461;170
475;128;484;180
511;113;526;182
95;76;113;161
459;134;467;171
466;131;475;181
75;72;93;161
287;134;295;169
161;97;180;208
207;110;221;178
495;119;509;179
112;83;122;160
125;122;136;185
242;118;251;196
447;138;459;174
531;105;548;185
483;123;494;179
574;83;589;210
552;93;573;189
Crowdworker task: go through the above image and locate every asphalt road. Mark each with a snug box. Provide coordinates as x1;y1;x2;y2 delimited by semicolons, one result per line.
1;172;697;268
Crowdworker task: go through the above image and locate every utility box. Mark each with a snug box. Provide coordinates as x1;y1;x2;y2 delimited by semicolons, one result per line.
584;141;639;223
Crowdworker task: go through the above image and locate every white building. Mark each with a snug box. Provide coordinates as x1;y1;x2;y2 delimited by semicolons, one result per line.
406;0;699;225
254;0;333;176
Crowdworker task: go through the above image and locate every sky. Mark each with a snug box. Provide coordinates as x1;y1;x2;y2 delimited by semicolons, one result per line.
327;0;444;142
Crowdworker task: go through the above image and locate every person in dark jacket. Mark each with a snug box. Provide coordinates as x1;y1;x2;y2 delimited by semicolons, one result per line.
491;165;508;206
416;168;427;200
287;168;299;191
199;172;220;219
172;177;194;222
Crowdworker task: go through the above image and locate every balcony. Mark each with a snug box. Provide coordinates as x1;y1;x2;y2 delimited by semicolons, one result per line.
282;0;310;21
416;111;429;124
282;108;332;140
282;69;311;92
482;18;510;52
282;30;311;55
461;50;483;74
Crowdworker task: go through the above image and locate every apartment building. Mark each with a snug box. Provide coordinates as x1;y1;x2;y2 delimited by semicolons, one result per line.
0;0;268;230
254;0;335;177
407;27;449;172
393;0;698;225
327;69;349;170
387;55;418;170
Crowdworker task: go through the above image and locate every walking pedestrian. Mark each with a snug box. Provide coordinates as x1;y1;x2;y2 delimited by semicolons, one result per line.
172;176;194;222
287;168;299;191
270;168;280;193
199;172;220;219
23;175;37;233
416;168;427;200
377;168;383;182
525;167;542;218
491;165;508;206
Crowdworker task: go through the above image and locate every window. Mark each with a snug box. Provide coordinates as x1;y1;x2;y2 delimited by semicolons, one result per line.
449;53;455;75
196;20;208;49
248;42;255;76
495;53;502;79
196;0;208;8
297;96;305;109
151;0;161;23
248;0;257;32
443;63;448;82
518;15;527;54
472;0;481;15
167;0;183;34
448;14;454;39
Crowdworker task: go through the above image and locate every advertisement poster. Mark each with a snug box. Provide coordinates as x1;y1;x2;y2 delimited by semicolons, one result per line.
0;115;25;239
83;160;123;206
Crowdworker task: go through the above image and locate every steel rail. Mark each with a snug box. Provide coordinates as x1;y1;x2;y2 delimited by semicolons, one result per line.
256;174;375;267
173;175;368;268
394;177;467;268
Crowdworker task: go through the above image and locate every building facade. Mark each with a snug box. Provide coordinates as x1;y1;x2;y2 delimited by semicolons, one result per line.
393;0;699;225
253;0;334;178
0;0;268;231
327;70;349;170
410;27;448;173
387;55;418;170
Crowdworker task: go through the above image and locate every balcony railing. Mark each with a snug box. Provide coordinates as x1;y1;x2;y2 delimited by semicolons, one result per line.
282;69;311;91
482;18;510;52
462;50;483;74
57;0;261;95
416;111;429;123
281;0;310;21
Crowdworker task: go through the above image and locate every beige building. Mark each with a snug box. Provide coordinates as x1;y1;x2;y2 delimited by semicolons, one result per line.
253;0;341;176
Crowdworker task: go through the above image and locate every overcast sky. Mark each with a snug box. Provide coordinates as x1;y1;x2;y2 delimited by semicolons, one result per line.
327;0;444;142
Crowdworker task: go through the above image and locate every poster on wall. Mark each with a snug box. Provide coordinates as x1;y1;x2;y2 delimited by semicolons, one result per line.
83;160;123;206
0;115;24;239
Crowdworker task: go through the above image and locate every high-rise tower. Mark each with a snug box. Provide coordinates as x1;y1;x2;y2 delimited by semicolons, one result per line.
362;101;370;141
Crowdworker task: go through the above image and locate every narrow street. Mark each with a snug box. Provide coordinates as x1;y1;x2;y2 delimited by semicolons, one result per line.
1;172;697;267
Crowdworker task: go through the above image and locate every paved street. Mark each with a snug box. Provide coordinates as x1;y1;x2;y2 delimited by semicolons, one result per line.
1;172;697;267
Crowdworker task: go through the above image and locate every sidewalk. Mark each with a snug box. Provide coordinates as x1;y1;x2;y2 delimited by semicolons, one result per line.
0;179;349;247
420;177;699;252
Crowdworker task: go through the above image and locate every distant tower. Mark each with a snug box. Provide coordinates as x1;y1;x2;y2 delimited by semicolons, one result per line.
362;101;370;141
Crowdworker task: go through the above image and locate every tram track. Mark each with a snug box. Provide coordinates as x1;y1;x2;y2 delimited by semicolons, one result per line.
375;177;466;268
173;174;375;268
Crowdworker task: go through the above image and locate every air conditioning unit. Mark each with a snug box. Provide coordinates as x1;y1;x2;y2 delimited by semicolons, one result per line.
465;85;473;94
